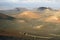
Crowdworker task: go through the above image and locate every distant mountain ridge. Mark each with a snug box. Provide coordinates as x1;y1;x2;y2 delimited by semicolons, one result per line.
0;7;28;15
38;7;53;11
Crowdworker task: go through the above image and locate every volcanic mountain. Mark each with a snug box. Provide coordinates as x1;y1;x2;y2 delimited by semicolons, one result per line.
38;7;52;11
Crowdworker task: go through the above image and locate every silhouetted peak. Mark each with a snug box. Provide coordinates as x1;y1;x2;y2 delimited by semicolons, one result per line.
38;7;52;11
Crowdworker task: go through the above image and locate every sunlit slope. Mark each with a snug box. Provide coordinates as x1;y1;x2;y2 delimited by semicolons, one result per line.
31;9;60;23
38;9;60;23
44;16;60;22
15;11;40;19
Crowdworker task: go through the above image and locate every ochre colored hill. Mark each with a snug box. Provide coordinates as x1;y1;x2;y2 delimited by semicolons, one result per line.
16;11;40;19
45;16;60;23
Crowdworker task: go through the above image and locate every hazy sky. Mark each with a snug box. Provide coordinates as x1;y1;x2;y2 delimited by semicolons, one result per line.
0;0;60;9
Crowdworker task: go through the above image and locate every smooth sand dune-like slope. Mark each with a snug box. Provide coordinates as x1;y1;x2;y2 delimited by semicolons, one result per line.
16;11;40;19
44;16;60;23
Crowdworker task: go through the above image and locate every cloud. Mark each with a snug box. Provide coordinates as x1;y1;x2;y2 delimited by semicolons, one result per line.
0;0;60;9
19;0;57;3
0;0;57;3
0;0;19;3
8;0;19;3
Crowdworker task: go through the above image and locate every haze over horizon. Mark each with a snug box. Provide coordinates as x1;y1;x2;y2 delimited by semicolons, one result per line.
0;0;60;9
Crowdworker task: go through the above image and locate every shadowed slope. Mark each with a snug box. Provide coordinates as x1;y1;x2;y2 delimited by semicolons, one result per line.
0;13;15;20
